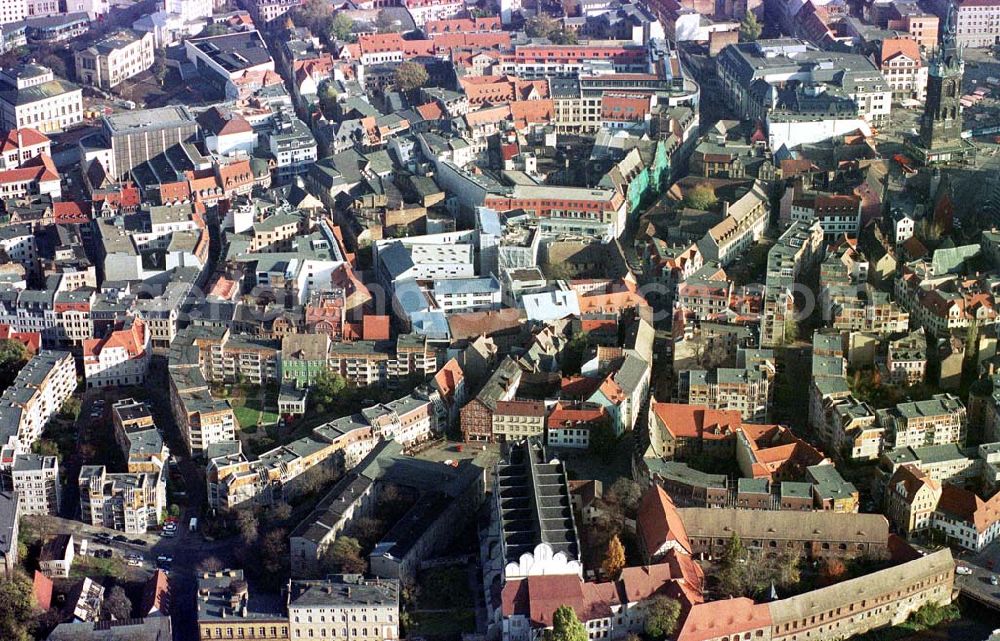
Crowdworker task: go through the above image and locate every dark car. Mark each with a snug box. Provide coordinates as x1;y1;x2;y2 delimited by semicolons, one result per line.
95;534;111;544
131;538;147;546
113;535;129;543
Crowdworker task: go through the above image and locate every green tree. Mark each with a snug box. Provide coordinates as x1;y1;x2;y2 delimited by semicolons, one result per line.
601;534;626;579
588;421;618;463
544;605;587;641
31;439;59;458
642;595;681;640
60;396;81;420
200;23;229;37
394;61;429;92
376;10;400;33
324;536;366;574
0;339;29;388
310;370;347;410
682;183;718;210
0;571;35;641
525;14;560;39
101;585;133;620
739;11;762;41
318;81;339;117
560;331;588;374
292;0;333;33
330;13;354;40
783;317;800;344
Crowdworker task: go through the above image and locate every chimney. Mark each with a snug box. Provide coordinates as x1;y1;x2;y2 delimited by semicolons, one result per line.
16;129;22;150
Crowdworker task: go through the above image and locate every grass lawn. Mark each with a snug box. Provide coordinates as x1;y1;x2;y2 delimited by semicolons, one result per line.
70;554;127;581
233;403;260;430
405;566;475;638
416;567;470;609
407;610;475;638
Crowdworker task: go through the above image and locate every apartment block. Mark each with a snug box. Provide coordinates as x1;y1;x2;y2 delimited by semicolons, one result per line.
78;464;165;534
0;350;76;462
10;453;59;514
877;394;967;449
112;398;169;474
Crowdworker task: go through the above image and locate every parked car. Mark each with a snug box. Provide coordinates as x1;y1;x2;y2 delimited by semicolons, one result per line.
956;566;974;576
991;575;998;586
131;538;146;546
113;535;128;543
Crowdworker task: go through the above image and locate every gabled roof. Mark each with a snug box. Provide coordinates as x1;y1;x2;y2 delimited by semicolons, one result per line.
0;127;48;152
880;38;921;65
637;484;691;556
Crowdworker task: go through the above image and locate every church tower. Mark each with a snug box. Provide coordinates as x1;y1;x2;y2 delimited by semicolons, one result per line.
919;2;964;151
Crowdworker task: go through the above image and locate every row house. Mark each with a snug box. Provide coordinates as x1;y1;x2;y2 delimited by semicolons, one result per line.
460;356;523;442
695;180;770;266
111;398;169;474
827;283;910;335
678;551;954;641
82;318;151;389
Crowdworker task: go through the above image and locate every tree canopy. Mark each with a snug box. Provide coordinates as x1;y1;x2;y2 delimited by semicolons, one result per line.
601;535;626;579
394;61;429;92
323;536;366;574
0;572;35;641
0;339;28;388
310;370;348;410
331;13;354;41
682;183;718;210
643;595;682;640
102;585;133;621
544;605;588;641
739;11;762;41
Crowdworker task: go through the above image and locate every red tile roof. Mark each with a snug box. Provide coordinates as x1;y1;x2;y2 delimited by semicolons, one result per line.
434;357;464;399
0;128;48;152
601;94;651;121
495;399;546;417
0;325;40;354
52;200;91;224
677;598;772;641
83;318;148;362
0;153;58;185
32;571;53;610
651;402;742;441
936;484;1000;534
637;484;691;557
547;402;606;430
140;569;170;616
880;37;922;65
